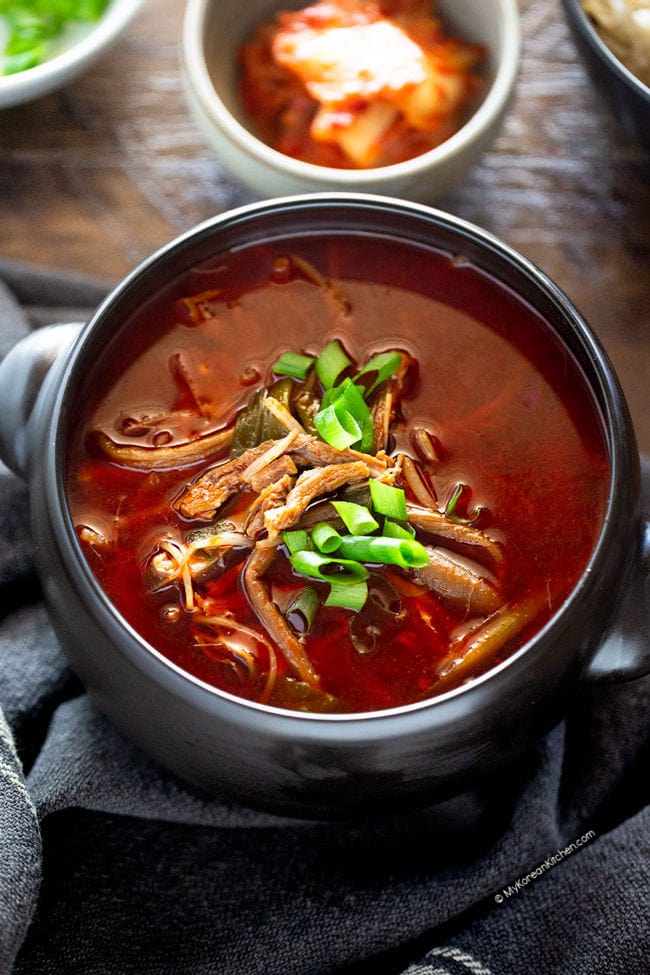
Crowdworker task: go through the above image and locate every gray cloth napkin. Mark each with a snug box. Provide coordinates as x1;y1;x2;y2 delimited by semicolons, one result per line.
1;262;649;975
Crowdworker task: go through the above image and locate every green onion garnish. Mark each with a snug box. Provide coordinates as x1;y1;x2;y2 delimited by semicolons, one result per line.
336;379;369;421
286;586;320;634
325;579;369;611
336;380;375;452
272;351;315;380
445;483;485;525
369;480;408;521
311;522;342;554
331;500;379;535
290;550;369;583
354;351;402;396
313;401;361;450
315;340;351;389
282;529;310;555
359;415;375;454
313;377;375;451
382;518;416;540
337;535;429;568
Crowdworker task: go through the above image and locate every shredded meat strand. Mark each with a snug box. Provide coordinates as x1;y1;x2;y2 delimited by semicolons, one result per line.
176;433;387;519
94;427;234;472
369;382;394;453
242;544;319;686
402;455;437;507
244;473;296;539
431;590;548;693
264;461;371;537
412;546;503;617
291;435;389;476
406;503;503;563
247;453;298;493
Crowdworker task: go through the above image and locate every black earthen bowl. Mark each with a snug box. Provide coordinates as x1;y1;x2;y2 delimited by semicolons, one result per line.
1;194;649;818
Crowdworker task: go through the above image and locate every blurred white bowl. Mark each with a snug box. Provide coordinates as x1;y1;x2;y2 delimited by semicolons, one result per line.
0;0;144;109
182;0;520;202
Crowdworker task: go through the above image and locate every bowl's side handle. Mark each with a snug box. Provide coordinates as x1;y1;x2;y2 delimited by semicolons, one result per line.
0;323;82;479
583;520;650;682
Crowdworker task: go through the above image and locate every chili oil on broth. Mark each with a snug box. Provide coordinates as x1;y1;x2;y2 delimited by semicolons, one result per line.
66;233;610;714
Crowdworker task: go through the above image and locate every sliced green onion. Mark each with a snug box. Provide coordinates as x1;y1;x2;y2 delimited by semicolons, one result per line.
316;340;351;389
314;378;374;451
319;386;337;411
444;483;485;525
354;351;402;396
382;518;416;540
337;379;370;422
331;500;379;535
290;550;369;583
311;522;342;554
325;579;368;611
337;535;429;568
369;479;408;521
272;351;315;380
359;414;376;454
286;587;320;634
338;381;375;452
282;529;310;555
313;401;361;450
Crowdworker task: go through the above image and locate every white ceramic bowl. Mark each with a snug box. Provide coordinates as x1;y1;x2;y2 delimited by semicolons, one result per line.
0;0;144;109
182;0;520;202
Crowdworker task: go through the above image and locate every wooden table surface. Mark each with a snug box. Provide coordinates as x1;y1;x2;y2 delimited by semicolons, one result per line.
1;0;649;449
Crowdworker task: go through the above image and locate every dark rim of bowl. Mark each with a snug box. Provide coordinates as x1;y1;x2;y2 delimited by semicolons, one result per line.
48;193;637;725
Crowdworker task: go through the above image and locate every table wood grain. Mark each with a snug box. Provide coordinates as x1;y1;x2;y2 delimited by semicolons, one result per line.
1;0;649;448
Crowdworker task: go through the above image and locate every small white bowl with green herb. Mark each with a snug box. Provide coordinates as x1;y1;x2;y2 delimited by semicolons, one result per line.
0;0;144;108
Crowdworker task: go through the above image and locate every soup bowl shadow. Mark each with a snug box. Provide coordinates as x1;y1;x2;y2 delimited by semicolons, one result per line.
1;194;649;819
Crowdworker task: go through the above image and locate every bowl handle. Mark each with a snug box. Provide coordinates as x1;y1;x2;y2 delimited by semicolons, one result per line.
583;519;650;682
0;322;82;479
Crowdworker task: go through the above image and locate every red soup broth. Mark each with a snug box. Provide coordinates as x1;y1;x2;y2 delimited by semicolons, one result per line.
66;233;610;714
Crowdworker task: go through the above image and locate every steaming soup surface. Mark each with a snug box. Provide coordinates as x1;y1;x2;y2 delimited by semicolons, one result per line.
66;233;609;713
